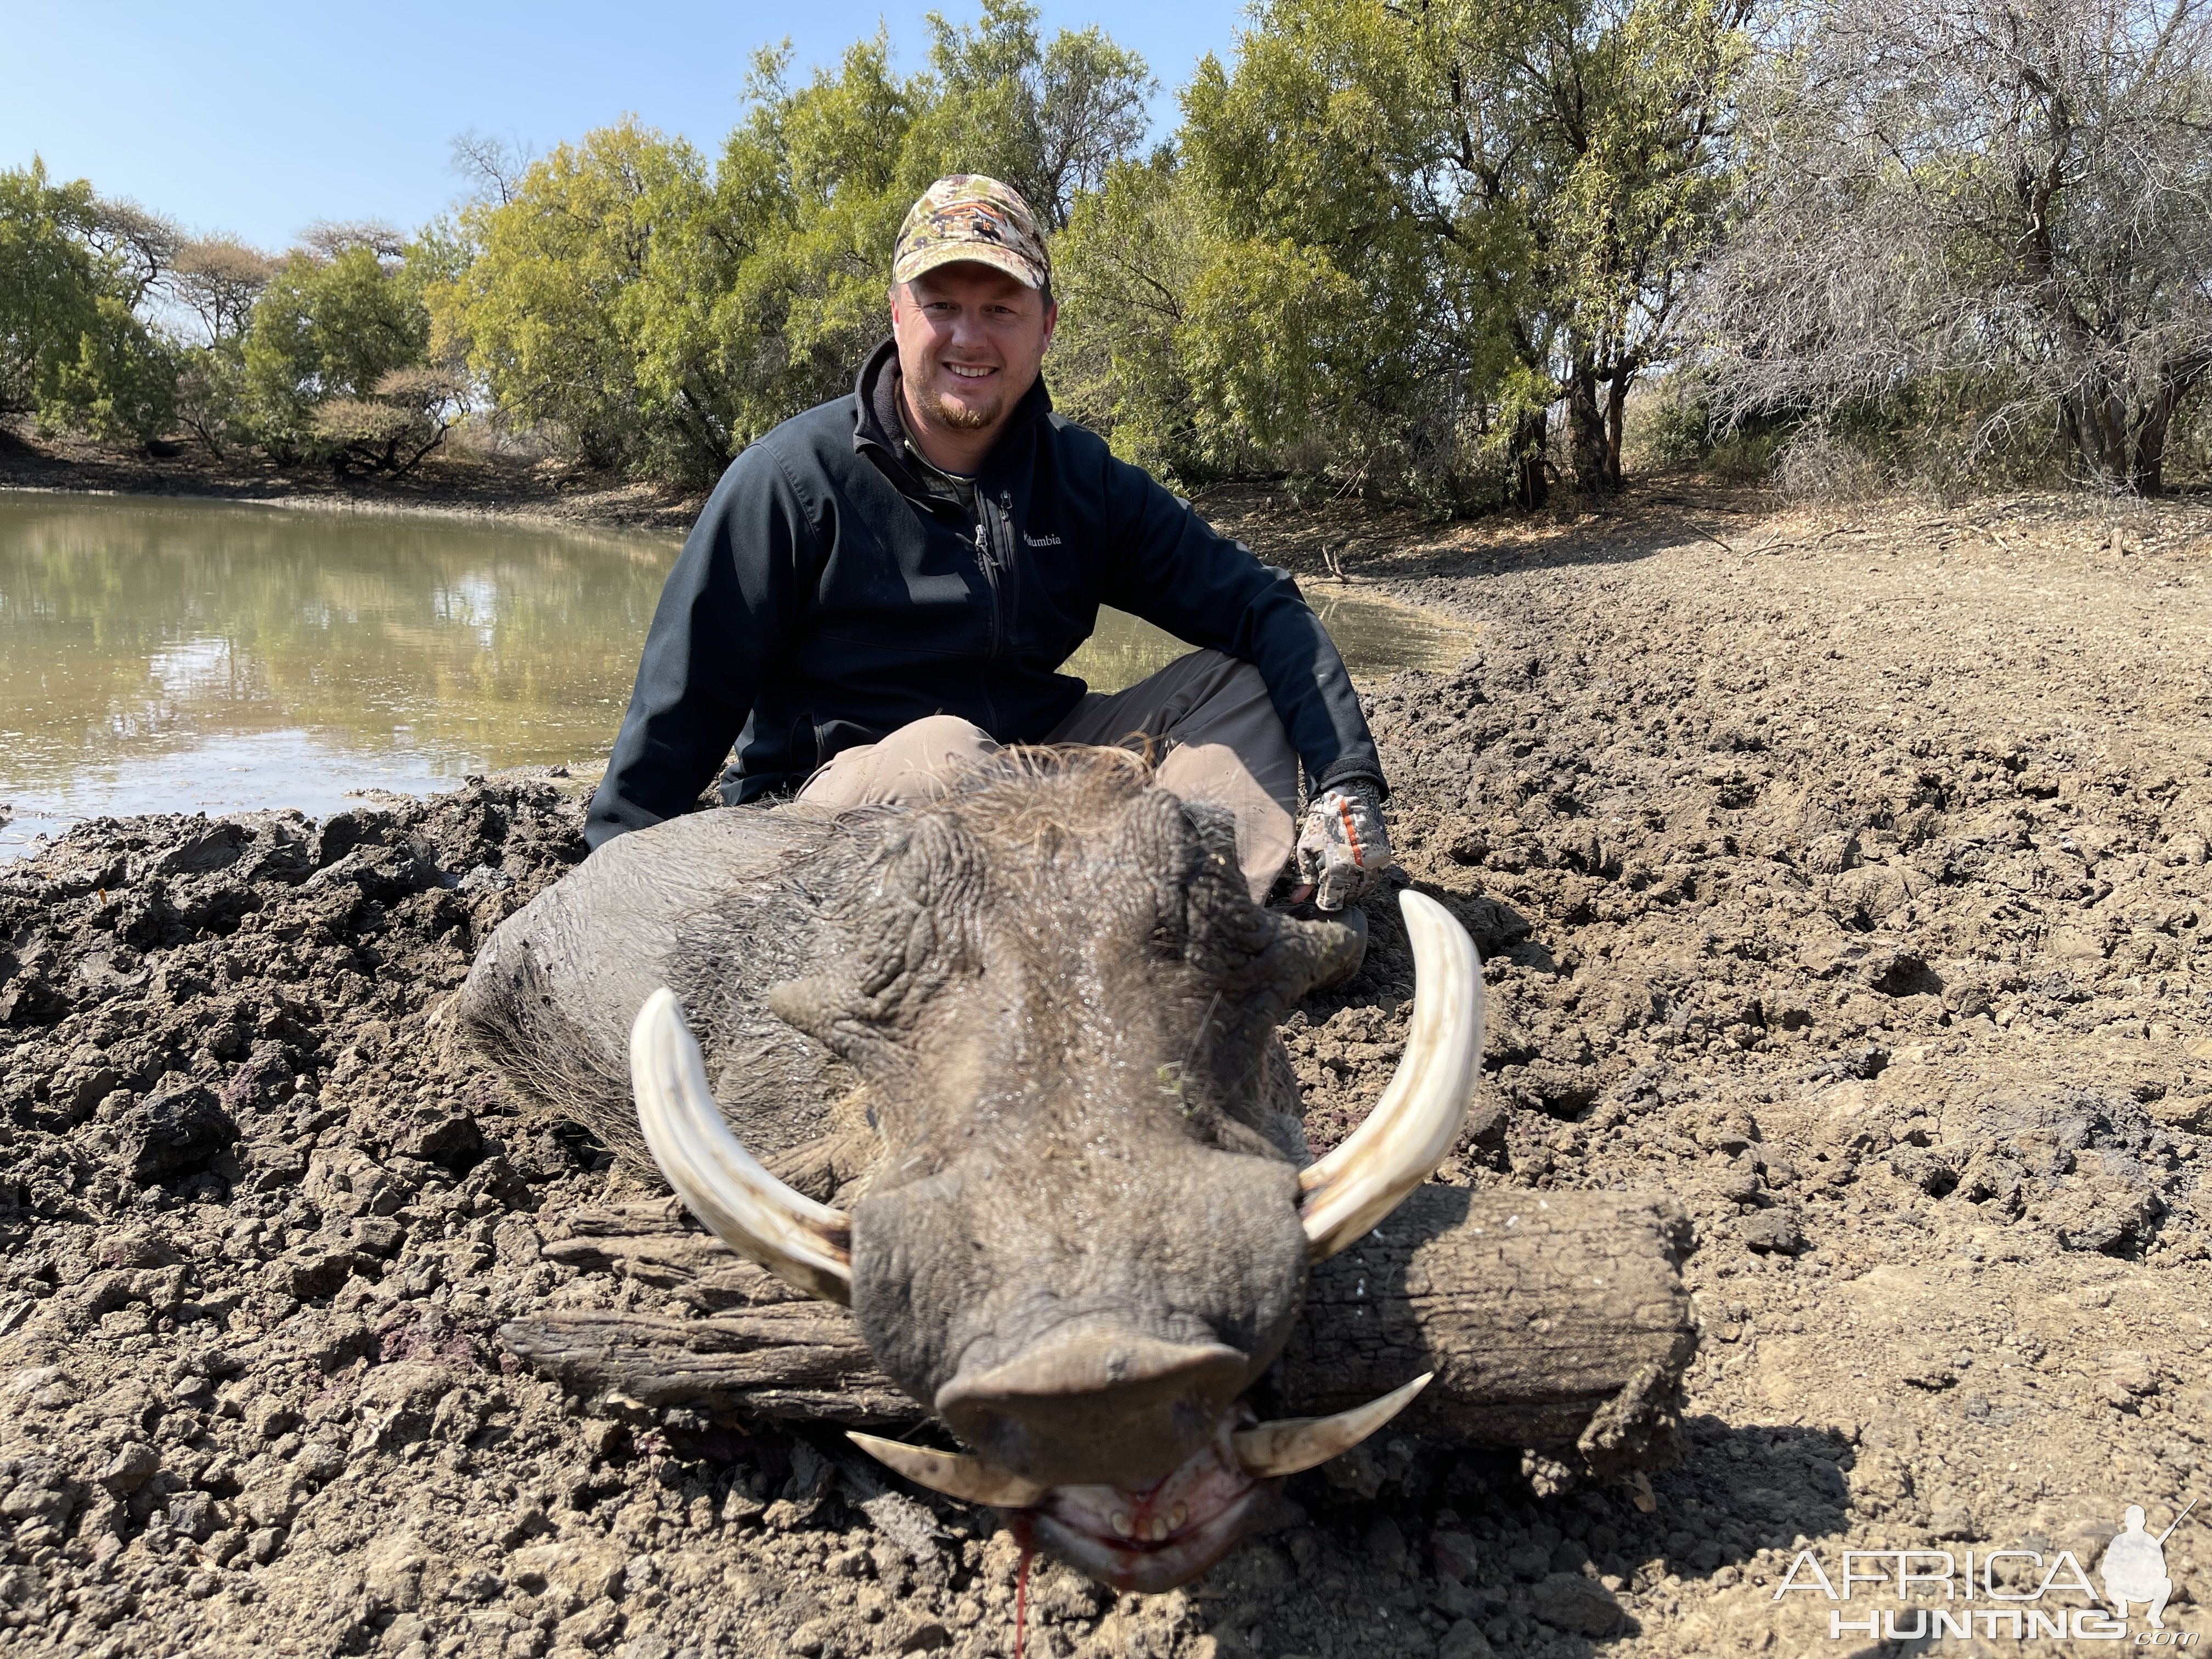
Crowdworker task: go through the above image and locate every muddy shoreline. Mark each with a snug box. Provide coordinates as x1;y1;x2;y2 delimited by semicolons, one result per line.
0;421;707;534
3;488;2210;1659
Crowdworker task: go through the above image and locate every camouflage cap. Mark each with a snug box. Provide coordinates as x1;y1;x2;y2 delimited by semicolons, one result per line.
893;175;1051;292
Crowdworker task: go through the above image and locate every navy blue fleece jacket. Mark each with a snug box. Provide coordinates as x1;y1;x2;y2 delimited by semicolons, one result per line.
583;340;1386;848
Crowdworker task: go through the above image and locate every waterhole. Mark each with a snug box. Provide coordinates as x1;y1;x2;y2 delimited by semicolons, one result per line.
0;492;1472;857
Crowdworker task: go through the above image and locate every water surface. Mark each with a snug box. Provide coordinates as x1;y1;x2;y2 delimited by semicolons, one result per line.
0;492;1471;857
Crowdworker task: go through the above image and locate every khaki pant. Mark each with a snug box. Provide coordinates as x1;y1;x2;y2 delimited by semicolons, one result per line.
796;649;1298;899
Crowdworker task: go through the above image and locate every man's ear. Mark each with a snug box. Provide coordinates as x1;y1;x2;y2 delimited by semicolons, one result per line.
1040;299;1059;351
888;281;904;321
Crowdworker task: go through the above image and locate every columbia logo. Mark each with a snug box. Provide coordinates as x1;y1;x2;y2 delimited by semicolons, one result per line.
1023;532;1063;546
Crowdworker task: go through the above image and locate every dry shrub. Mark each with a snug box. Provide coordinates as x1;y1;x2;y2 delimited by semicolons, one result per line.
1774;426;1886;503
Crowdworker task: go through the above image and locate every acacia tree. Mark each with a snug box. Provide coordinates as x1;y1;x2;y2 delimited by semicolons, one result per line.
169;236;278;342
911;0;1155;229
161;236;279;456
1707;0;2212;493
243;232;433;462
435;9;1153;487
1061;0;1750;504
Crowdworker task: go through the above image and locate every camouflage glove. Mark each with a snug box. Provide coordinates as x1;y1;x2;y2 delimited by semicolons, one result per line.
1294;780;1391;912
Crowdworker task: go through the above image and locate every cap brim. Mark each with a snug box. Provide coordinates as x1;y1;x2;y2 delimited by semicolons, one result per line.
893;242;1046;290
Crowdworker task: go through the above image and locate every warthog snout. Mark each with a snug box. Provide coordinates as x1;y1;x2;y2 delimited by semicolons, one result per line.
845;1134;1309;1488
935;1327;1250;1488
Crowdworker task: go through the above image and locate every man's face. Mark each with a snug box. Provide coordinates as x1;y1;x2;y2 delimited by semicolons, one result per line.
890;263;1057;441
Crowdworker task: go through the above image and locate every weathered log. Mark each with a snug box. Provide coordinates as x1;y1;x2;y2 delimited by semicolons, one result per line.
1272;1184;1695;1479
503;1184;1697;1471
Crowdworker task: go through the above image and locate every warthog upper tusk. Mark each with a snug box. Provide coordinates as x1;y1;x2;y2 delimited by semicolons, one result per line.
1232;1372;1433;1479
1296;890;1484;1261
846;1432;1050;1509
630;986;853;1304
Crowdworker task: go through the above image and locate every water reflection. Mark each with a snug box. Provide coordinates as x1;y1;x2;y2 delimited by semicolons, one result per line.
0;492;1471;856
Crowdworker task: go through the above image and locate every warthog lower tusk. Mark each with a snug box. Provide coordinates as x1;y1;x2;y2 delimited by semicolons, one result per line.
1296;891;1483;1260
1232;1372;1433;1479
846;1432;1049;1509
630;986;853;1304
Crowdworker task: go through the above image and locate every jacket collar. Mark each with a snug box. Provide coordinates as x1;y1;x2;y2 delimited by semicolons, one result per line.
851;335;1052;493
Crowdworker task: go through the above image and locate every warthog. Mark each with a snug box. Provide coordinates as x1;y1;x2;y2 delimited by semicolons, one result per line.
462;750;1483;1588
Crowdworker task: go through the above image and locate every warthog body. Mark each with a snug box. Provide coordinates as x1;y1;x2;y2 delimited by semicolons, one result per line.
464;751;1691;1588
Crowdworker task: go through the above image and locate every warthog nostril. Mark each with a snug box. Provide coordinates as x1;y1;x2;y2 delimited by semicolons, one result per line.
935;1327;1252;1487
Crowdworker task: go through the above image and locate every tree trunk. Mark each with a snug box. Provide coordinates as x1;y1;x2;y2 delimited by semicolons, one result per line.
2063;377;2175;495
1566;352;1615;495
1511;410;1550;509
501;1185;1697;1479
1605;371;1630;488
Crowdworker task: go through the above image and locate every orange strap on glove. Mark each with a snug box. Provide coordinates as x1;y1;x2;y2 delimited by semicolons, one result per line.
1294;780;1390;912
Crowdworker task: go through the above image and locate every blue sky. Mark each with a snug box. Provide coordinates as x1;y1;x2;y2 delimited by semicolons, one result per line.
4;1;1245;251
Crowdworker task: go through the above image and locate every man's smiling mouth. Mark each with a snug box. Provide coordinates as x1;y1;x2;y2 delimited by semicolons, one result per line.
946;363;997;380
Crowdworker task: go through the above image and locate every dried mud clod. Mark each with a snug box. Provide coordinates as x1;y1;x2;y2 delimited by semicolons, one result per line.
2;487;2211;1659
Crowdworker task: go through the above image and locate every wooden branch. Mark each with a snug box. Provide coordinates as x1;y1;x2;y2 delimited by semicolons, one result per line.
503;1186;1697;1476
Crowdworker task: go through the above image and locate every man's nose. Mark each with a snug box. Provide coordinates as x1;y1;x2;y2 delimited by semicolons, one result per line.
947;312;995;352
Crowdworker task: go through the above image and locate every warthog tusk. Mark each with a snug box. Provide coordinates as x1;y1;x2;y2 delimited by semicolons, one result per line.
1296;891;1483;1260
846;1432;1049;1509
1232;1372;1432;1479
630;986;853;1304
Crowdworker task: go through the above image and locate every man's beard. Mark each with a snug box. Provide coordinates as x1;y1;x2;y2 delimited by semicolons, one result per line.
917;378;1002;432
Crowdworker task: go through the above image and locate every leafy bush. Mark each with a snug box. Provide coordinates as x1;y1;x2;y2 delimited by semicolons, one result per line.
244;238;433;462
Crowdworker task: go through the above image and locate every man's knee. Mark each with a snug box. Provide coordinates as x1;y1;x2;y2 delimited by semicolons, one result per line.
878;714;996;764
800;715;996;808
1172;658;1295;786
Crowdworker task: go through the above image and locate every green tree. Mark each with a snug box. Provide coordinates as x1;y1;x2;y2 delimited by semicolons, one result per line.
1051;153;1218;480
43;295;176;442
242;233;432;462
0;159;178;442
427;117;716;476
1059;0;1748;504
911;0;1155;229
433;10;1153;487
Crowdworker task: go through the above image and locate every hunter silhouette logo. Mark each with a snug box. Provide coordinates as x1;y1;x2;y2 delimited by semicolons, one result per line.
1774;1496;2202;1643
2104;1500;2196;1630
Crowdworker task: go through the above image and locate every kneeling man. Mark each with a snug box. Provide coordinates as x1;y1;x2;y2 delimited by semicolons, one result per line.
585;174;1391;916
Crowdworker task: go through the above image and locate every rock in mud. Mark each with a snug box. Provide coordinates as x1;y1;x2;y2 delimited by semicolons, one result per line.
109;1083;236;1181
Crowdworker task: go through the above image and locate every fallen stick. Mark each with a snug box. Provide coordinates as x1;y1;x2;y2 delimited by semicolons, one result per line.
503;1185;1697;1476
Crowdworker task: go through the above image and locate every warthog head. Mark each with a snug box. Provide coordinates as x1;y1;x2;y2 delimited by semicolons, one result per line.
630;753;1482;1589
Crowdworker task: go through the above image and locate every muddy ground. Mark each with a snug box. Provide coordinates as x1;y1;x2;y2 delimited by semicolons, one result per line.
2;484;2209;1659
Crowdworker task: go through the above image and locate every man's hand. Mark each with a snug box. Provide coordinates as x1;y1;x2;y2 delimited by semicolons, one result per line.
1294;780;1391;912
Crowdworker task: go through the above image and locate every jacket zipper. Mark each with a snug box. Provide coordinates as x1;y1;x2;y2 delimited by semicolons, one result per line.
974;500;1005;660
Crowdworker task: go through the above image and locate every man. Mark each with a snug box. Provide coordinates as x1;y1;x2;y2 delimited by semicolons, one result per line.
585;174;1391;920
